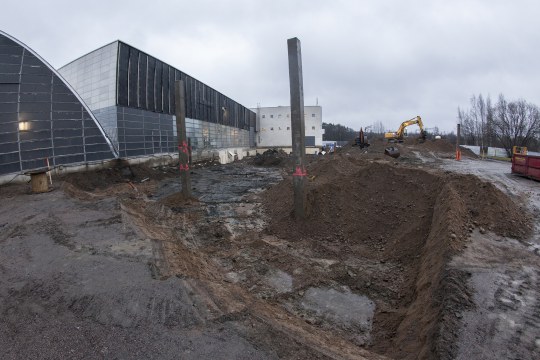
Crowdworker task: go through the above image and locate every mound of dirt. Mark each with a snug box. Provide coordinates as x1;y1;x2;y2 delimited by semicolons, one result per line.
417;138;455;152
61;160;175;191
252;149;290;167
355;137;477;160
261;152;532;359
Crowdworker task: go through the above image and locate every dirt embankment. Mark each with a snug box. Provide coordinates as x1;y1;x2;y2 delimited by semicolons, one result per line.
261;152;532;359
345;137;477;161
60;159;174;192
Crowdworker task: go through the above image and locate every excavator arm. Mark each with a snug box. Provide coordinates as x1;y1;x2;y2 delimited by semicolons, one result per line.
385;116;426;142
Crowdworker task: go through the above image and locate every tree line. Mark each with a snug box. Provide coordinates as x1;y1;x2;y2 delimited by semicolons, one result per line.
458;94;540;156
322;121;391;142
322;122;358;141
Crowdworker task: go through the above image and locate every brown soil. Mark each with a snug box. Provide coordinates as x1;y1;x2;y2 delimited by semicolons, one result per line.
252;149;291;167
7;142;533;359
60;159;175;191
349;137;477;160
261;151;531;359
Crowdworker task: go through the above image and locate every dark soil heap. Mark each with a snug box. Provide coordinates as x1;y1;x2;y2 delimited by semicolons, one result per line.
262;152;531;359
252;149;291;167
60;159;174;191
353;137;477;160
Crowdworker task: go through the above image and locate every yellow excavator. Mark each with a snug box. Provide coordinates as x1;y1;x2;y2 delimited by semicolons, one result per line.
384;116;427;143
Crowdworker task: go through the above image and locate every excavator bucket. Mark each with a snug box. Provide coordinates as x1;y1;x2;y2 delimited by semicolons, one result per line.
384;146;400;158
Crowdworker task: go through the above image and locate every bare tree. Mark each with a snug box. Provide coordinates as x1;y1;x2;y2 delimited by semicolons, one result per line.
457;94;494;150
486;96;495;146
459;110;472;144
493;95;540;156
472;95;491;150
372;121;385;135
458;106;477;145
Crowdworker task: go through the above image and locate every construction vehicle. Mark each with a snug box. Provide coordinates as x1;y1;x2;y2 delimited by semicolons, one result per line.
513;146;528;155
384;116;427;143
353;127;370;148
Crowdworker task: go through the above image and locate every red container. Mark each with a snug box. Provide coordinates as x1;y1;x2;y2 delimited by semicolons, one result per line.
512;154;540;181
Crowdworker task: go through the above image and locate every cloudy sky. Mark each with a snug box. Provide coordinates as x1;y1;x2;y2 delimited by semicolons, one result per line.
3;0;539;133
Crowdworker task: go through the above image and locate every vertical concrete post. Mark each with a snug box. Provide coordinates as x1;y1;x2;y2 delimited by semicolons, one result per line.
175;80;192;197
187;138;192;166
456;123;462;161
287;37;306;219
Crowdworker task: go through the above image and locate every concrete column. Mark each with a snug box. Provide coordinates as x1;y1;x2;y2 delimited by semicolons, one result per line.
456;123;461;161
287;37;306;219
175;80;192;197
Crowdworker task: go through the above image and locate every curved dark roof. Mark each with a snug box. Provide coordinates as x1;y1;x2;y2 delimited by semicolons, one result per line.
0;31;117;176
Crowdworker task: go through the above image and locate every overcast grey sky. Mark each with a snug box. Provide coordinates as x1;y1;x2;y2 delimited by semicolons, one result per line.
3;0;539;133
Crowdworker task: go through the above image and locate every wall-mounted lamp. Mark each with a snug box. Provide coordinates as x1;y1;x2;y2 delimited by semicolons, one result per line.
18;121;30;131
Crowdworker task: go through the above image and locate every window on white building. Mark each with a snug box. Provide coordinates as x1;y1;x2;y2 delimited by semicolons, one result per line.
262;115;265;118
312;126;316;130
287;127;290;130
270;115;274;118
312;114;316;117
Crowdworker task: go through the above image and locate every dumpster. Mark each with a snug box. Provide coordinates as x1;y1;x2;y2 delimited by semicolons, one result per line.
512;154;540;181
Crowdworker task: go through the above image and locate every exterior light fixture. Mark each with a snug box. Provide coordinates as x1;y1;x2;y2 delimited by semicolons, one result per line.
18;121;30;131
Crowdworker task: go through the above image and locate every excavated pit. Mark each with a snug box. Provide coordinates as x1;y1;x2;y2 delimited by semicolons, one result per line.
258;154;531;359
113;155;531;359
97;154;529;359
6;144;532;359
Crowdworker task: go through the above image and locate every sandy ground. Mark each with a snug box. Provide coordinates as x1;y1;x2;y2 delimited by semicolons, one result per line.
0;140;538;359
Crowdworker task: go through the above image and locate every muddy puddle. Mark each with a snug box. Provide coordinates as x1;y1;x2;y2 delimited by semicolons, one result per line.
296;287;375;345
264;269;293;294
153;164;283;204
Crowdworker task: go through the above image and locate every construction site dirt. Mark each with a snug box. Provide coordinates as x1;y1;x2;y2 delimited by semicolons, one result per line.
0;139;538;359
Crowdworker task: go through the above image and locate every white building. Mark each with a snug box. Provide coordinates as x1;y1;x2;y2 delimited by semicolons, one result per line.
251;106;323;148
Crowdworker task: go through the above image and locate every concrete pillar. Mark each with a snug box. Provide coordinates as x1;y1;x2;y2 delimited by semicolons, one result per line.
287;37;307;219
456;123;462;161
175;80;192;197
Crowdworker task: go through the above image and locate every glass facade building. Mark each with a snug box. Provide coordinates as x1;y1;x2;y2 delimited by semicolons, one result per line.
0;31;117;176
60;41;256;158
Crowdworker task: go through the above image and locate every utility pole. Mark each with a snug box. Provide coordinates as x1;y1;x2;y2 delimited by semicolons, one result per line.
175;80;192;197
287;37;306;219
456;123;462;161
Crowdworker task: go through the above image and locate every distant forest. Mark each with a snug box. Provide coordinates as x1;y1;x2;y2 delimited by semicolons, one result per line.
322;122;358;141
